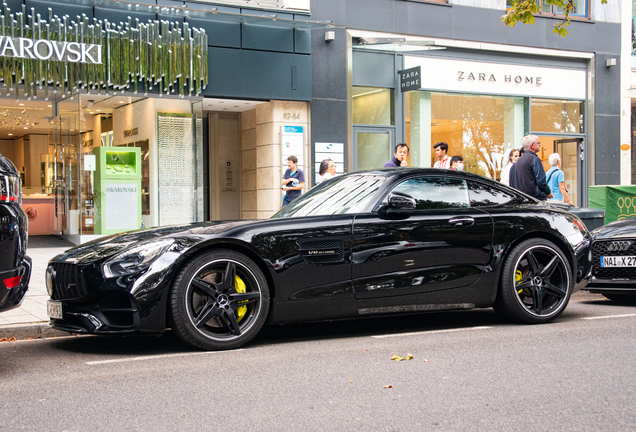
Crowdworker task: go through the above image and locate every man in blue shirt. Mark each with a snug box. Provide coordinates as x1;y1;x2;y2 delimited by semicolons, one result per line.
513;135;553;201
546;153;573;205
281;155;305;207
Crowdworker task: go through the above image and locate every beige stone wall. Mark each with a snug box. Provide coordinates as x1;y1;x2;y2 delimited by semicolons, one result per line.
252;100;309;219
241;109;257;220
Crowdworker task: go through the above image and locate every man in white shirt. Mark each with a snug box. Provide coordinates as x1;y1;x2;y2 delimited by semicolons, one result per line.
433;142;451;169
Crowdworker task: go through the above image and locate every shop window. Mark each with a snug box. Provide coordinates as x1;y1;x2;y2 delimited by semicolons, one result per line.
530;98;584;134
506;0;588;17
405;91;526;181
353;87;395;126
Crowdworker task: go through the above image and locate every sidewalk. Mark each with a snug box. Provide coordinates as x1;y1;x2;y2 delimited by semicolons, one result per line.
0;236;74;340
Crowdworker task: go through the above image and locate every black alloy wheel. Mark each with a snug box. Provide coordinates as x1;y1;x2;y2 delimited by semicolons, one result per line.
495;238;573;324
169;250;269;350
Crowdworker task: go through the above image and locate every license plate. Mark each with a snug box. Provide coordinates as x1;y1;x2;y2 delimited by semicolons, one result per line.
47;300;63;319
600;256;636;268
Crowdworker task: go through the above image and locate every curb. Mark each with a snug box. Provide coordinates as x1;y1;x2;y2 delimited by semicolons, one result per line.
0;322;68;341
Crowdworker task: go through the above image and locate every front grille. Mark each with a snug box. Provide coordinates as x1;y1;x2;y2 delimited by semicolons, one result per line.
51;263;89;300
592;240;636;280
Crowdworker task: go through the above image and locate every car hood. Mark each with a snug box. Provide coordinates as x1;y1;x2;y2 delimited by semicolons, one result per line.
51;219;261;263
593;217;636;240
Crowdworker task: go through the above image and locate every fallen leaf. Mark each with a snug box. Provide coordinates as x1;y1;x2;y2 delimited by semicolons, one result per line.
0;338;7;342
391;353;414;361
423;359;428;363
349;380;353;383
383;385;393;388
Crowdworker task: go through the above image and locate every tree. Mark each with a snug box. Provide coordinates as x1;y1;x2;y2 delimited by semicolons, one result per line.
502;0;607;36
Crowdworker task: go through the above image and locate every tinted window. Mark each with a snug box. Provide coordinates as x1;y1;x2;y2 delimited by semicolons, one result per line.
381;177;470;210
273;174;386;218
468;181;516;207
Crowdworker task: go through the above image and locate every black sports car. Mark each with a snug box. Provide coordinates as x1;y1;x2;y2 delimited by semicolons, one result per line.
46;169;592;350
0;153;31;313
586;217;636;303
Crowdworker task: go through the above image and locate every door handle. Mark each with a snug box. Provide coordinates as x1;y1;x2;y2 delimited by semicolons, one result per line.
449;217;474;226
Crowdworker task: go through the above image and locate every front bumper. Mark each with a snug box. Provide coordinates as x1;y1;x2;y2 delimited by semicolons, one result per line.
0;255;32;313
585;279;636;295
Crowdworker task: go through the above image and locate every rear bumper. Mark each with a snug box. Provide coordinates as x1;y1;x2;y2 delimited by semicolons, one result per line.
0;255;32;313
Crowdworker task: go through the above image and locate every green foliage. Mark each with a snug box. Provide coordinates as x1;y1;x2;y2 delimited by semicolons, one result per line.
501;0;607;36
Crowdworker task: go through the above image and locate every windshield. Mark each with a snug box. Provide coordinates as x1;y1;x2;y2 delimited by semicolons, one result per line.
272;174;386;218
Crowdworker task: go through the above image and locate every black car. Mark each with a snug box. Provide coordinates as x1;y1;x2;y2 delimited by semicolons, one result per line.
586;217;636;303
46;169;592;350
0;153;31;313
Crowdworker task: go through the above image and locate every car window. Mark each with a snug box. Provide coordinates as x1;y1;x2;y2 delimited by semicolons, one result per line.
272;174;386;218
468;181;516;207
380;177;470;210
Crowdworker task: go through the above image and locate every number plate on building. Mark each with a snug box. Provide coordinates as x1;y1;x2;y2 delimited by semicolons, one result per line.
600;256;636;268
47;301;63;319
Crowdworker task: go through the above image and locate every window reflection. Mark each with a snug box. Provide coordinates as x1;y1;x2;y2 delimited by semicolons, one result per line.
353;87;394;125
382;177;470;210
531;98;584;134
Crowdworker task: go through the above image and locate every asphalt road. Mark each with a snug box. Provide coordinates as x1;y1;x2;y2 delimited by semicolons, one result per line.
1;292;635;431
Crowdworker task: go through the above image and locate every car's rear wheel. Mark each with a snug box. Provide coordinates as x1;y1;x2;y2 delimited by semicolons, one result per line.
169;250;269;350
495;239;572;324
602;294;636;304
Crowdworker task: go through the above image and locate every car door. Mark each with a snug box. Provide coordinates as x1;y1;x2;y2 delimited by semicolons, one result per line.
352;175;494;300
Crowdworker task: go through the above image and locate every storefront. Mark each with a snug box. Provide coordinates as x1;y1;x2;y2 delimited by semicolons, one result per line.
349;36;590;206
0;0;328;243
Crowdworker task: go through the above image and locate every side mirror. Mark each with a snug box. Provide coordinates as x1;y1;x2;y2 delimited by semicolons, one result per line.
387;192;416;210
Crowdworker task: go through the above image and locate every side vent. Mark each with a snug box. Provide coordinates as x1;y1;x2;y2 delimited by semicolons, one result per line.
298;240;345;265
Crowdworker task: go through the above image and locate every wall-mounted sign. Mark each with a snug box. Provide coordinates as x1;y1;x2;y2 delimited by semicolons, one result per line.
314;142;344;180
0;4;208;100
123;128;139;138
404;56;586;99
400;66;421;92
104;183;139;230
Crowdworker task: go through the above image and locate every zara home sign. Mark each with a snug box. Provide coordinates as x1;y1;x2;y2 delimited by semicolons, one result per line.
404;56;586;100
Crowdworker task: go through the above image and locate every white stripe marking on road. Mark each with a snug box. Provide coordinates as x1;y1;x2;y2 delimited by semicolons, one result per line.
371;326;492;339
581;313;636;320
86;349;245;365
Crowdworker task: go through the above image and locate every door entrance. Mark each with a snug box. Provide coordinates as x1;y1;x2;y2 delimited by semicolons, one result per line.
208;112;241;221
50;96;80;236
354;127;395;171
554;138;583;207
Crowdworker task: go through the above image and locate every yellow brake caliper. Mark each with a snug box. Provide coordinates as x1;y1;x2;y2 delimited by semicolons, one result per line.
235;275;248;322
516;270;523;294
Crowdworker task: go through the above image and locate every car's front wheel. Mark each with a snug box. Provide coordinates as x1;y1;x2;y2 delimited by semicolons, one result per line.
495;238;573;324
169;250;269;350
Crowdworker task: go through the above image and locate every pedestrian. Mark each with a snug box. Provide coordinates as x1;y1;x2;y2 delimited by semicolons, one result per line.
546;153;573;205
281;155;305;207
500;148;520;186
433;142;451;168
509;148;524;189
449;155;464;170
316;158;336;184
384;143;409;167
512;135;553;200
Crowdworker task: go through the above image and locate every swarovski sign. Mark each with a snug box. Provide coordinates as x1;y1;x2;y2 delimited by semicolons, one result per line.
0;4;208;99
0;36;102;63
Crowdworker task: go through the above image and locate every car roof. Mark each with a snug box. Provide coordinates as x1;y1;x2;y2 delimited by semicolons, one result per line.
0;153;18;176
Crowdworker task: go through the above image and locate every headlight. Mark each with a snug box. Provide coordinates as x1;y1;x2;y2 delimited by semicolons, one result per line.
103;239;174;278
45;266;54;296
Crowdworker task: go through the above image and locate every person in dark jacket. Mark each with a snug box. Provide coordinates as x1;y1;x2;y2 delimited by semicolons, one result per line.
384;143;409;167
513;135;553;200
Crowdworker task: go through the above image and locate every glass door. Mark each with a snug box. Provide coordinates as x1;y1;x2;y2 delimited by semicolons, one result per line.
554;138;583;207
50;96;81;235
354;127;394;171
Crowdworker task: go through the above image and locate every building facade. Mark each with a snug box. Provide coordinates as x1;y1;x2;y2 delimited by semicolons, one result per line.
0;0;623;244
